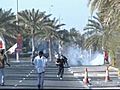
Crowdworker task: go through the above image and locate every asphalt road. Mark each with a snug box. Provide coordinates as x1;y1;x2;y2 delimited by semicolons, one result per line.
0;59;120;89
0;60;87;89
70;65;120;89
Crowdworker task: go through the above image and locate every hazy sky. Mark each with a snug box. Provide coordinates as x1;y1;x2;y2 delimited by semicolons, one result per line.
0;0;90;33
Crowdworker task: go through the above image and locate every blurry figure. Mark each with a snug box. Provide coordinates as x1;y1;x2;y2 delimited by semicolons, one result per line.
43;50;49;59
104;50;109;64
54;53;60;67
0;49;10;86
61;55;70;68
56;54;66;80
33;51;47;89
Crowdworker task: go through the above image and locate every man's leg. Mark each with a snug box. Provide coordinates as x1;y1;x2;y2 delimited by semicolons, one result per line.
60;67;64;79
40;72;45;89
1;69;4;85
0;69;2;85
0;69;4;85
57;66;61;76
38;73;41;89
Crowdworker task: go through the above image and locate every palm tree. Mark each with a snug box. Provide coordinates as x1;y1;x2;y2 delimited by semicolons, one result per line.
57;28;84;55
0;8;16;50
18;8;51;56
88;0;120;64
69;28;84;47
37;17;65;61
83;13;103;51
57;29;70;54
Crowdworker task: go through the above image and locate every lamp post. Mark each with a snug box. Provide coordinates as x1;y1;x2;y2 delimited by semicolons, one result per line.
48;5;53;61
16;0;20;62
58;15;63;55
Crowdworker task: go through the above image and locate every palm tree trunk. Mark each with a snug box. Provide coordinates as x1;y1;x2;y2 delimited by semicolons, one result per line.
32;36;35;53
59;40;62;55
49;36;52;61
31;29;35;57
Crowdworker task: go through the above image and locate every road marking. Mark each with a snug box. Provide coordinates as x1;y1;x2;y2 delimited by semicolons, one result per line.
68;69;71;71
73;72;108;77
19;80;22;83
70;70;73;73
23;78;25;80
68;68;71;70
14;84;18;87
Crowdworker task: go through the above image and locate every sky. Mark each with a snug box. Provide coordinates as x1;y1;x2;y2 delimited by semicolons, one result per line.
0;0;90;34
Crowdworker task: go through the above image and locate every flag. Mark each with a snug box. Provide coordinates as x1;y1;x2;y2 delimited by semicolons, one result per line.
17;33;22;49
7;43;17;54
0;41;3;48
0;37;5;49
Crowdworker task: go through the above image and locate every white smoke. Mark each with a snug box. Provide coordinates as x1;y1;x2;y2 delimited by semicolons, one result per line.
63;44;104;66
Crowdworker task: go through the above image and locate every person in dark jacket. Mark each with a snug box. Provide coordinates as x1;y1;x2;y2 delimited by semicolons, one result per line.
0;49;10;86
61;55;70;68
56;55;66;80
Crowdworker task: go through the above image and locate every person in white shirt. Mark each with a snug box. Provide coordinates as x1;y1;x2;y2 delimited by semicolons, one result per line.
33;51;47;89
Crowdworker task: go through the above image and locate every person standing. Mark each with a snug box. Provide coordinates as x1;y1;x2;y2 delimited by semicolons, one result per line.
104;50;109;64
33;51;47;89
0;49;10;86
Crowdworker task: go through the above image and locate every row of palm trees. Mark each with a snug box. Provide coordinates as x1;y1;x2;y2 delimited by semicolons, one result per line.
0;8;84;61
1;0;119;62
84;0;120;63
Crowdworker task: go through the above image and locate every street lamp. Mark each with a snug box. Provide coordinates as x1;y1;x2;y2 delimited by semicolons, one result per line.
16;0;20;62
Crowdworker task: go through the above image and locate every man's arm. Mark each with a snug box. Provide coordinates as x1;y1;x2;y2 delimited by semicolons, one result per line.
32;57;36;65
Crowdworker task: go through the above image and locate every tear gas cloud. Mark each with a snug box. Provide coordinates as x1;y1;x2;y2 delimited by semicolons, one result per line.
62;45;104;66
